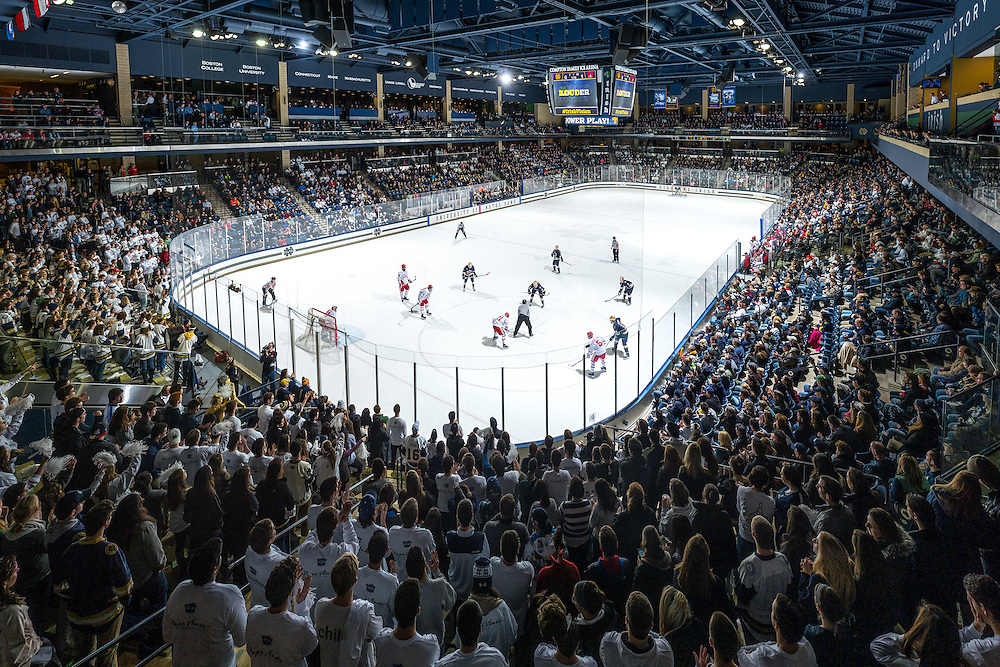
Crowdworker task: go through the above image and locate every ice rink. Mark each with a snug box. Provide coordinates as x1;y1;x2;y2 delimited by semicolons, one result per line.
197;188;770;442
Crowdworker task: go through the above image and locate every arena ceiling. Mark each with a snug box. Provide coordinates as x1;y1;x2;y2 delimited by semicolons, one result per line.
10;0;954;87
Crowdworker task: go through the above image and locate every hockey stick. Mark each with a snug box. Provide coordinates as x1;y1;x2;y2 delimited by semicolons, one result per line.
475;272;490;277
561;260;573;266
568;355;586;368
605;293;621;302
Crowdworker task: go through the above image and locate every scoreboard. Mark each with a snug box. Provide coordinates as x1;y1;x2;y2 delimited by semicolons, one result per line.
546;64;637;118
608;65;637;117
546;65;601;116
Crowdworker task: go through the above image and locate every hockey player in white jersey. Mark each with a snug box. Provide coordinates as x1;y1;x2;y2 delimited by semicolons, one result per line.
586;331;607;377
416;285;433;319
398;264;415;302
492;313;510;349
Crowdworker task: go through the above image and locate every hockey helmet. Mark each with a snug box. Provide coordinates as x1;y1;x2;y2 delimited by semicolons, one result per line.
609;316;615;322
555;245;559;249
619;276;624;281
401;263;406;269
505;312;510;317
587;331;594;339
428;284;433;289
271;276;276;280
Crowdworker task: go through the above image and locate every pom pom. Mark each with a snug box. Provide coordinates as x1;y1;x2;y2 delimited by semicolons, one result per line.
92;451;117;469
156;460;183;487
29;438;54;458
44;455;75;480
121;441;148;459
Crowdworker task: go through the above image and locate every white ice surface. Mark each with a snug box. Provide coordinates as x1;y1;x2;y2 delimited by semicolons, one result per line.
197;188;769;443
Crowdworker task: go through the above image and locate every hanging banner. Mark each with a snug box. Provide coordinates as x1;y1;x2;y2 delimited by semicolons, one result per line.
708;88;721;109
721;87;736;108
652;90;666;108
451;77;498;100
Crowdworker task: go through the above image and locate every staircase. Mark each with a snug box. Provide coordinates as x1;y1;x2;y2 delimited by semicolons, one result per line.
200;176;236;219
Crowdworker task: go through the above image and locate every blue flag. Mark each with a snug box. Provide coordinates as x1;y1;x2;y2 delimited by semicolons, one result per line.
5;21;13;40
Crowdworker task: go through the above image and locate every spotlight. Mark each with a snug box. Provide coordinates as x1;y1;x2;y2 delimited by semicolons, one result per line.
473;70;480;76
775;59;784;64
391;60;401;66
500;72;512;85
516;74;523;80
192;26;205;37
255;35;268;47
299;40;308;49
330;48;338;56
52;0;66;4
111;0;127;13
454;67;461;72
405;59;413;67
465;69;472;75
759;42;770;51
728;17;744;28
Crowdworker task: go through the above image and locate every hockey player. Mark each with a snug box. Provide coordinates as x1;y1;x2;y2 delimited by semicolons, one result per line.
528;281;546;307
609;316;630;359
417;285;433;319
262;277;276;307
611;237;620;263
492;312;510;349
551;246;563;273
463;263;477;292
455;221;467;239
585;331;607;377
398;264;415;302
618;277;634;305
321;306;338;343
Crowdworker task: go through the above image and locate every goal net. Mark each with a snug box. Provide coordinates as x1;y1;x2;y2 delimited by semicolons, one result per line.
293;307;340;352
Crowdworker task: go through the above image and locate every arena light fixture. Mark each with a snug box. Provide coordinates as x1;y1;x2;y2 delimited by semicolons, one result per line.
759;42;770;51
500;72;512;85
111;0;127;13
405;59;413;66
299;40;309;49
465;69;472;75
728;17;744;28
255;34;268;47
52;0;66;5
192;26;205;37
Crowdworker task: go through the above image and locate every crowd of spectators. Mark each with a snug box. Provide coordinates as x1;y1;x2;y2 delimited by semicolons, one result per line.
727;112;788;132
674;154;725;170
286;158;384;214
133;91;271;129
211;158;305;221
730;153;807;175
796;112;848;133
0;143;999;667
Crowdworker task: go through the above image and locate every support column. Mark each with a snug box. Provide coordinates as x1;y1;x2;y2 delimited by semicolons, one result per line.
495;87;502;115
277;61;289;127
376;73;384;121
114;43;133;126
444;80;453;123
846;82;855;121
280;150;290;170
701;88;709;120
783;85;792;123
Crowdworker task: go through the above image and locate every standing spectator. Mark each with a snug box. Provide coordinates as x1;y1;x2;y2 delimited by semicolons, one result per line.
299;504;359;600
388;498;436;580
54;500;133;667
246;556;318;666
375;578;440;667
691;485;738;580
222;468;258;584
485;495;529;558
468;557;517;655
737;595;816;666
599;591;674;667
436;600;510;667
355;529;399;628
574;580;623;667
283;441;314;539
798;532;855;624
0;555;56;667
870;603;965;666
612;483;656;565
560;478;593;568
736;466;774;561
585;526;634;619
387;405;407;468
657;587;708;667
1;494;50;636
535;592;596;667
245;519;288;609
163;538;248;667
313;553;383;667
256;459;295;537
407;547;456;649
673;534;733;627
803;584;849;667
491;529;534;637
736;516;793;643
813;476;856;555
633;526;673;629
447;499;490;602
184;465;224;550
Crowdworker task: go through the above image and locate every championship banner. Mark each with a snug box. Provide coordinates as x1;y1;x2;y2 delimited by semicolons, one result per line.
708;88;722;109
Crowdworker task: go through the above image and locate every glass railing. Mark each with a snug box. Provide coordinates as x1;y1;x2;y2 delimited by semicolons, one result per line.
942;374;1000;469
170;167;789;442
928;139;1000;214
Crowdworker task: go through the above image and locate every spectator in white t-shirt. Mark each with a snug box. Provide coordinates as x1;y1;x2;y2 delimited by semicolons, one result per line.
738;595;817;667
388;498;437;580
736;465;776;561
407;546;456;649
163;538;247;667
599;591;674;667
435;455;461;525
542;451;571;506
960;574;1000;667
246;557;318;666
245;519;288;608
313;553;383;667
490;530;534;635
300;505;360;599
435;600;510;667
560;441;583;479
355;528;399;627
375;578;440;667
